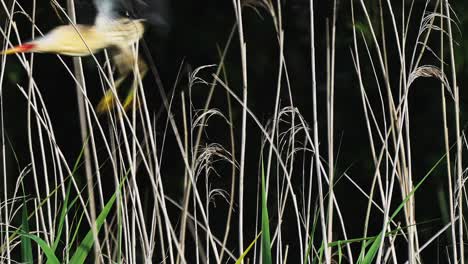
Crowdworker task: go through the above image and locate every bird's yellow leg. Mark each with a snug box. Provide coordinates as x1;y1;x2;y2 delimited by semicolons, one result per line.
96;48;133;113
122;89;137;111
96;73;128;113
97;49;147;113
123;58;148;111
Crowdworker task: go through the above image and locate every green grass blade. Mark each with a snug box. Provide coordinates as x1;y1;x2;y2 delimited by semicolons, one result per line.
304;208;319;264
69;178;124;264
261;161;272;264
53;142;88;254
360;233;382;264
52;181;72;251
361;153;446;263
68;198;88;258
21;196;33;264
313;241;324;264
235;232;262;264
18;232;60;264
69;194;116;264
338;240;342;264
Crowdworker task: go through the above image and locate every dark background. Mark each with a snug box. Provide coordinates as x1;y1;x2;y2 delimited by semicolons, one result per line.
1;0;468;262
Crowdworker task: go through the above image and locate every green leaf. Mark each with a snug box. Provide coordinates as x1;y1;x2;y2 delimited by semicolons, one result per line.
261;161;272;264
304;209;319;264
52;181;72;252
69;179;124;264
19;233;60;264
68;197;88;258
338;241;342;264
235;232;262;264
361;233;382;264
360;152;446;263
21;197;33;264
53;140;88;255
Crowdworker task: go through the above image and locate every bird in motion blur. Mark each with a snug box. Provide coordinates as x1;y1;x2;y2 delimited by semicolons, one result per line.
1;0;169;113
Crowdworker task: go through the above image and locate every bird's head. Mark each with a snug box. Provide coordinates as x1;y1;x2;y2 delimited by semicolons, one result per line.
1;42;37;55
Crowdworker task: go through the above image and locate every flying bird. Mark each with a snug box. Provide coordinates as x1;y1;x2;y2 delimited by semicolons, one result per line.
1;0;170;112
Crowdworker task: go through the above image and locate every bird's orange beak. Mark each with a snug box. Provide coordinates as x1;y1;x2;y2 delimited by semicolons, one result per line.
0;43;36;55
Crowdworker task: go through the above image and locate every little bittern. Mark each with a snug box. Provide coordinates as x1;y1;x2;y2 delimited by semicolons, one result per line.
1;0;170;112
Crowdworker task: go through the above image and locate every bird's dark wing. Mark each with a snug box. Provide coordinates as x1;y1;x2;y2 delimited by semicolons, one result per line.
93;0;171;34
131;0;171;28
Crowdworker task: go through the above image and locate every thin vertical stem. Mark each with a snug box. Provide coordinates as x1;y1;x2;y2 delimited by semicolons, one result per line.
310;0;330;263
65;0;100;262
0;1;15;263
440;1;458;262
444;1;463;263
326;0;337;255
231;0;248;257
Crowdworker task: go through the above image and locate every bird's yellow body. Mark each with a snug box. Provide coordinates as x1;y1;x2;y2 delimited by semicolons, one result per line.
28;18;145;56
1;18;147;113
32;24;108;56
0;0;163;114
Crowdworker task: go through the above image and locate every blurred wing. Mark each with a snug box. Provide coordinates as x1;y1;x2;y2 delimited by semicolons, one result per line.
93;0;171;34
133;0;171;30
93;0;122;23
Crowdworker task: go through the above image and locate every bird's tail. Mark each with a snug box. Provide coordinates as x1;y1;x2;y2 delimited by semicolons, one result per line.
0;43;36;55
